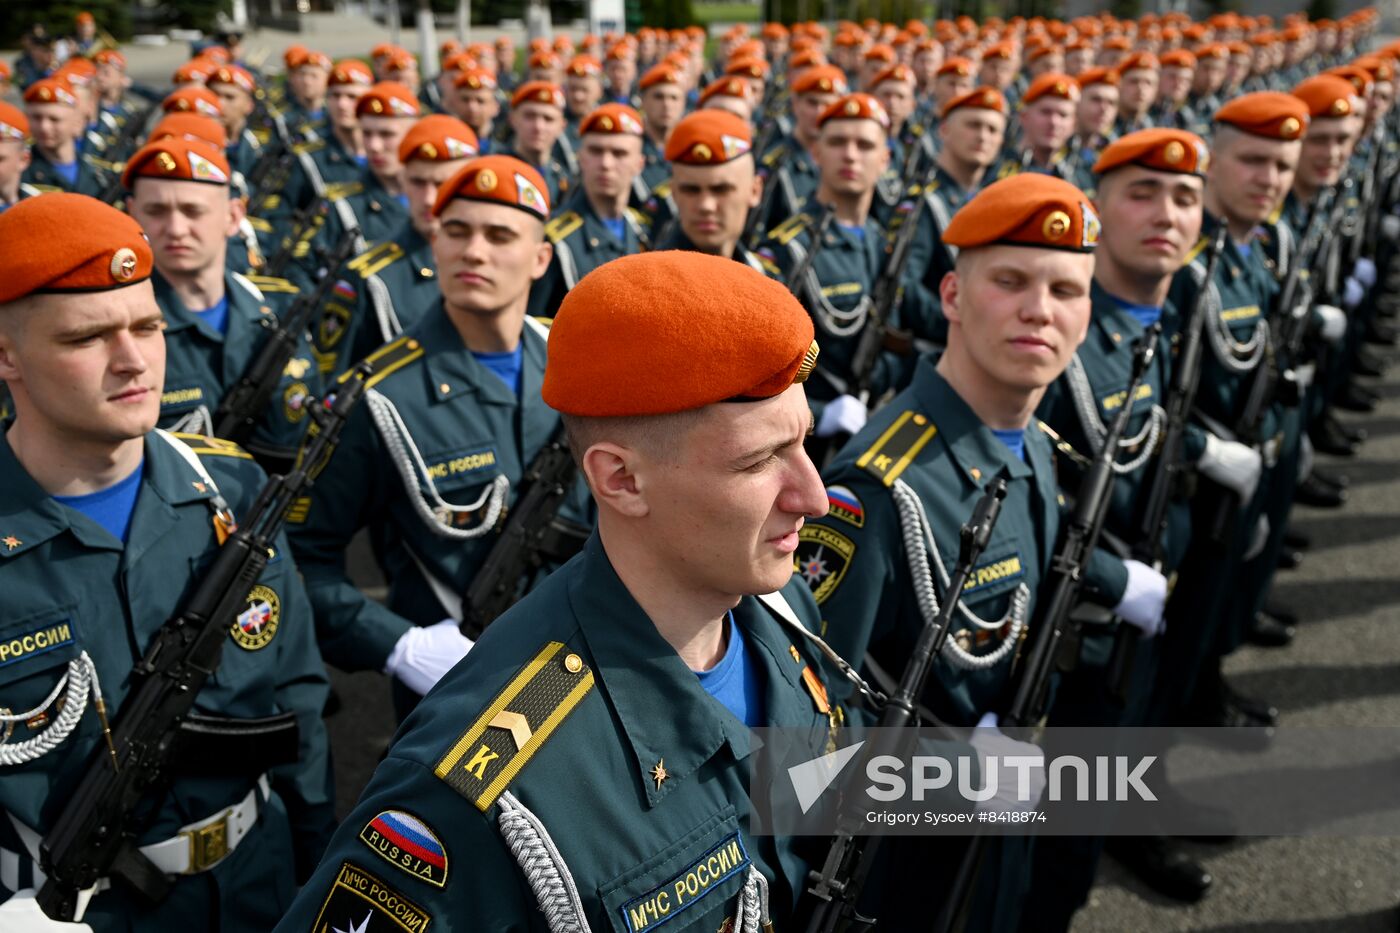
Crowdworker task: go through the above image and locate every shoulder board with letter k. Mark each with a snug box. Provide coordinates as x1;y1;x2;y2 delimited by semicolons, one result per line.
856;410;937;486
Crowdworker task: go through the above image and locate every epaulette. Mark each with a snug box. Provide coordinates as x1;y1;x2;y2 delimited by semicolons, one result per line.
1265;202;1284;225
769;212;811;246
761;142;788;168
543;210;583;244
244;273;300;294
169;433;254;460
855;410;938;487
347;241;405;280
346;334;425;388
293;139;325;155
626;206;652;227
1183;234;1211;267
995;160;1021;180
1034;419;1087;465
325;180;363;201
756;253;782;277
651;180;671;199
246;215;274;233
434;641;595;812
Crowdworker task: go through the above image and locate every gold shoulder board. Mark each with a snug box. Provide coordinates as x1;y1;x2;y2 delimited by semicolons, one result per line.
855;410;938;487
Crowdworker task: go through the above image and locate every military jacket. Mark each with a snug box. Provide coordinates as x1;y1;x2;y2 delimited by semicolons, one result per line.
640;134;670;197
313;223;440;377
528;192;651;317
757;136;820;233
21;149;113;198
880;164;975;345
298;171;409;278
0;431;332;930
265;132;365;229
154;270;321;462
797;358;1127;725
226;126;264;182
286;309;593;673
271;534;840;933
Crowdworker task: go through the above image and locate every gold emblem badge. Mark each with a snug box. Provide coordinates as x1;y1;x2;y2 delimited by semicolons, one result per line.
1331;99;1351;116
818;77;831;90
1042;210;1071;241
419;142;438;159
599;115;614;130
2;535;19;550
369;99;384;114
795;340;820;384
1054;81;1067;95
844;99;861;115
1280;116;1301;138
476;168;498;192
691;142;713;162
650;759;669;789
983;90;998;106
156;151;179;173
1163;140;1185;165
231;585;280;650
110;248;138;283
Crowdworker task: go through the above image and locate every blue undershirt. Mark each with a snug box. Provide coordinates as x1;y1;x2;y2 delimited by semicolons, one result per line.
992;428;1027;462
1235;240;1252;259
53;461;144;544
694;611;766;727
600;216;626;243
472;345;524;395
194;295;230;335
52;160;79;187
353;154;368;167
838;222;865;241
1108;294;1163;330
395;193;409;210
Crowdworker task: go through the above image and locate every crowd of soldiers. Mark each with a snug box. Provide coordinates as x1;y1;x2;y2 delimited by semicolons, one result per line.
0;5;1397;931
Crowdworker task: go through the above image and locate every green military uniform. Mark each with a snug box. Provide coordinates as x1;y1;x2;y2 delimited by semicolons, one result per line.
880;164;976;346
154;270;321;465
756;136;820;232
528;193;651;318
797;357;1126;932
285;311;592;705
313;223;440;378
263;132;365;236
294;172;408;279
225;126;265;183
755;202;917;420
639;134;670;199
0;429;333;931
270;533;842;933
21;149;113;198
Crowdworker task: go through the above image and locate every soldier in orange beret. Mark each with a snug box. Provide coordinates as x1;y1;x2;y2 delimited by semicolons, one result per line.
452;68;501;154
283;155;594;718
869;64;928;180
284;47;332;132
751;65;850;232
996;73;1080;180
933;57;978;114
0;102;39;211
504;81;571;209
1116;51;1160;134
207;65;263;181
978;40;1019;98
562;55;605;154
530;103;648;318
636;63;686;198
603;42;638;107
21;77;113;197
1189;43;1231;122
0;193;335;933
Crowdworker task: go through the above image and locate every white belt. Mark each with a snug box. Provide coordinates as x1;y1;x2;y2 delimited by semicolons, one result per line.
6;774;270;894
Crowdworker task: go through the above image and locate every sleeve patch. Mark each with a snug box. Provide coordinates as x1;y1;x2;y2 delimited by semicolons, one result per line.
310;861;433;932
824;485;864;527
358;810;449;888
794;524;855;605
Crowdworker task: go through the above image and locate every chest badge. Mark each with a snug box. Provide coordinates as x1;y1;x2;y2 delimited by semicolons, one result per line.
650;759;669;790
2;536;19;550
231;584;280;650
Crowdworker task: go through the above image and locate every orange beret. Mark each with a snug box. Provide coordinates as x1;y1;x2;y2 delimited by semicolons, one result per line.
1327;65;1374;96
1354;54;1396;82
944;173;1100;252
398;114;479;163
1093;127;1209;176
454;67;498;91
724;57;769;79
983;41;1015;60
283;43;310;66
1022;72;1081;105
432;155;550;220
789;49;826;69
1076;67;1120;88
329;59;374;86
23;77;79;108
162;86;223;118
0;101;29;141
1196;43;1229;60
762;22;789;39
382;49;417;73
700;77;753;105
542;252;818;416
553;35;575;53
1159;49;1197;69
527;38;549;54
1227;41;1252;57
0;193;154;304
1292;75;1361;120
76;11;95;24
289;48;332;71
870;63;916;87
93;49;126;68
122;135;231;190
1027;44;1062;61
566;54;603;77
148;112;228;148
208;64;257;93
639;63;683;90
941;85;1007;119
938;57;975;77
1116;51;1159;73
664;110;752;165
440;51;478;74
0;60;11;81
579;102;644;136
55;58;95;87
527;50;561;70
1214;91;1309;141
605;43;632;62
818;93;891;130
863;43;897;62
370;43;400;61
356;81;421;118
791;65;849;96
511;80;565;110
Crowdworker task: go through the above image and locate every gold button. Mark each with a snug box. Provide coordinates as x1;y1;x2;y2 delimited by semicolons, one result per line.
407;339;420;350
421;267;434;278
913;413;927;425
564;653;583;673
440;383;451;394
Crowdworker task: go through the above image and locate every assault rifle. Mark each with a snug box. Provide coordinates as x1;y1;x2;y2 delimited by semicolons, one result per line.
37;366;373;922
783;204;836;297
95;101;159;205
801;478;1008;933
460;427;589;638
212;226;360;446
934;326;1159;933
1105;228;1227;701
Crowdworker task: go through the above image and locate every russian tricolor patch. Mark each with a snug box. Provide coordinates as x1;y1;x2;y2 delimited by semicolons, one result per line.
825;485;864;528
358;809;449;887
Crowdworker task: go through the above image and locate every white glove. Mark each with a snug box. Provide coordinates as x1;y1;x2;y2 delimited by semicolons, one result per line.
1381;214;1400;243
1199;433;1263;501
1315;304;1347;345
1343;276;1365;310
384;620;475;696
1244;515;1271;561
970;713;1046;811
0;892;95;931
1354;257;1377;288
815;394;869;438
1293;361;1317;393
1298;433;1315;483
1114;559;1167;638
